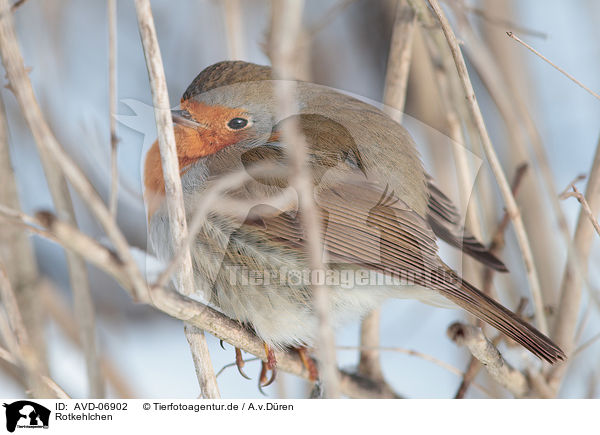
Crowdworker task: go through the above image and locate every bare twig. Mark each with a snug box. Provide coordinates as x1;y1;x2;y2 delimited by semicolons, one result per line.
308;0;357;36
357;311;384;384
0;204;394;397
0;1;404;398
184;324;221;398
0;0;103;397
221;0;245;60
153;162;296;290
455;298;528;399
134;0;194;297
108;0;119;218
0;262;51;397
453;6;581;310
483;164;529;294
35;211;134;288
507;32;600;101
456;2;547;39
0;84;44;369
154;284;397;398
461;4;597;370
414;0;487;255
0;346;69;399
465;1;585;308
0;205;132;289
573;331;600;358
559;176;600;237
448;322;528;397
357;0;417;386
39;282;135;399
549;137;600;390
0;0;148;304
270;0;340;398
382;1;417;123
9;0;27;12
134;0;218;398
338;345;493;397
427;0;548;335
455;166;529;399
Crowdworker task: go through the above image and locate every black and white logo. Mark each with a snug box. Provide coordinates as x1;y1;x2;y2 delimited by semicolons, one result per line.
3;401;50;433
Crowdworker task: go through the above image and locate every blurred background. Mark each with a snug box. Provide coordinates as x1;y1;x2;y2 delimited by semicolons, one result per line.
0;0;598;398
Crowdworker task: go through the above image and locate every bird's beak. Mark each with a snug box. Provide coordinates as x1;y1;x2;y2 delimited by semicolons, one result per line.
171;109;207;129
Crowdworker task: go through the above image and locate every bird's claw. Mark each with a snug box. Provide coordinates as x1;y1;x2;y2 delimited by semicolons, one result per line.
258;362;277;395
258;344;277;394
297;347;319;382
235;347;252;380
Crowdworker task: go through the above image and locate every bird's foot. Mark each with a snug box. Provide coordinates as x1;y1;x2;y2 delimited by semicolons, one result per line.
297;347;319;382
234;347;251;380
258;343;277;394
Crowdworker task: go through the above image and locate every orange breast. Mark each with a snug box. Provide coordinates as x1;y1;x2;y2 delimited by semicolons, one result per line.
143;101;250;220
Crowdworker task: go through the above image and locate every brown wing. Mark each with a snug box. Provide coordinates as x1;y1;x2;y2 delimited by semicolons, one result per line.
426;174;508;272
242;174;563;363
234;113;563;363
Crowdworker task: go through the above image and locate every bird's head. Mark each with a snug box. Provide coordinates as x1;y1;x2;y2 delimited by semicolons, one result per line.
144;61;281;218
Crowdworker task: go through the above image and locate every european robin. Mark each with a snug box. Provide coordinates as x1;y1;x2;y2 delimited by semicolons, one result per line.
144;61;564;387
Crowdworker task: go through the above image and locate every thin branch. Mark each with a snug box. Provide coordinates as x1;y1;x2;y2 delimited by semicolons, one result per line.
9;0;27;12
483;164;529;295
459;1;585;310
452;5;586;314
0;0;103;397
507;32;600;101
0;80;45;373
108;0;119;219
0;6;403;397
559;176;600;237
357;312;384;384
0;262;52;397
382;1;417;123
39;281;135;399
153;162;295;289
133;0;218;398
338;345;494;397
308;0;357;36
0;202;394;397
184;324;221;398
414;3;490;262
455;298;528;399
0;346;69;399
455;165;529;399
447;322;528;397
427;0;548;335
0;0;148;303
357;0;417;386
455;2;547;39
573;331;600;358
153;284;398;398
549;137;600;390
154;165;269;289
221;0;245;60
133;0;194;298
270;0;340;398
0;205;132;289
0;264;29;349
455;4;598;361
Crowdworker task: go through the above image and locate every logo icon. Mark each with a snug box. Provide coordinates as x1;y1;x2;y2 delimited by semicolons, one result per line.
3;401;50;433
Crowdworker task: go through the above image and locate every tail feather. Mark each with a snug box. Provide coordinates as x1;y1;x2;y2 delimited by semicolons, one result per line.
435;268;565;364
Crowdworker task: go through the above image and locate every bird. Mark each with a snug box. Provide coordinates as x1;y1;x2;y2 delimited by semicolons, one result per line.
143;60;564;388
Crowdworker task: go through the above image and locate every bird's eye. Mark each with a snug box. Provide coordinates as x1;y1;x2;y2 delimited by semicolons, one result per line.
227;117;249;130
180;110;193;120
